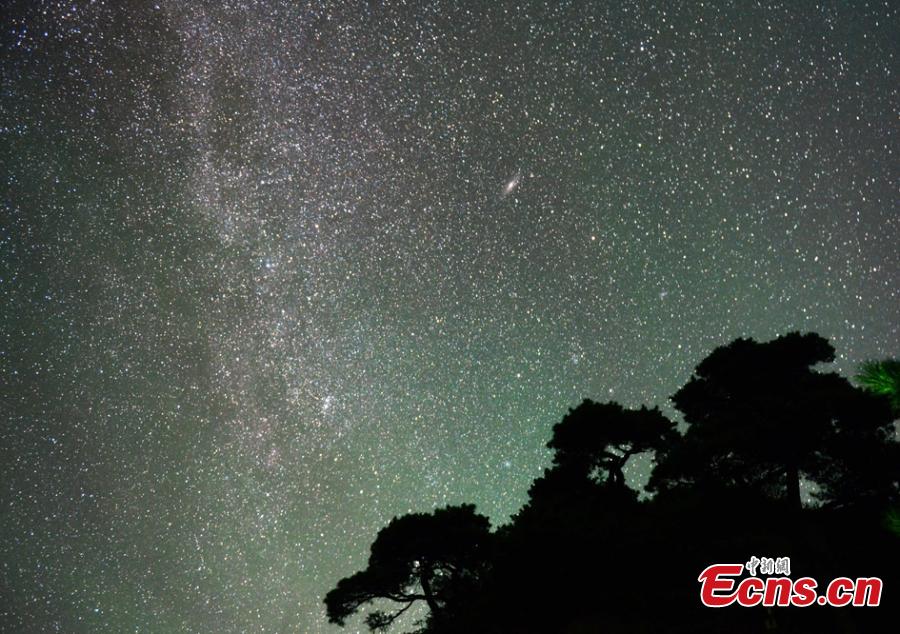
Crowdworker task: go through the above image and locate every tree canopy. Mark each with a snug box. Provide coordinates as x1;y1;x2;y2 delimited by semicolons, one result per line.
324;332;900;633
856;359;900;413
548;399;675;488
651;332;896;511
324;504;491;631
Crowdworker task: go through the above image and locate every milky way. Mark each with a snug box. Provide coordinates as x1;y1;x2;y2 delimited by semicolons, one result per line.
3;1;898;632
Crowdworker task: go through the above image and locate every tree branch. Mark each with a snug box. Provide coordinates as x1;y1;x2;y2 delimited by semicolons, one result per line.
367;601;417;630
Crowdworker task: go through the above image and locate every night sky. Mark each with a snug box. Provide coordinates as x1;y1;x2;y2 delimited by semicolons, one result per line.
2;1;898;632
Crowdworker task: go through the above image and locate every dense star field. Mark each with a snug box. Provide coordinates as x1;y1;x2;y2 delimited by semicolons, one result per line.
2;1;898;631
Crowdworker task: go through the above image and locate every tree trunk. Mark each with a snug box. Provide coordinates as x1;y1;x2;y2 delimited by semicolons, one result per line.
785;464;802;512
609;465;624;487
607;451;631;488
420;568;441;621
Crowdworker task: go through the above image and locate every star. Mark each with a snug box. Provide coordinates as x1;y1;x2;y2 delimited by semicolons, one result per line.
3;2;896;631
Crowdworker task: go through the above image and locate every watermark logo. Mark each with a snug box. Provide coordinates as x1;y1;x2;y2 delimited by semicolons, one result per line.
699;557;882;607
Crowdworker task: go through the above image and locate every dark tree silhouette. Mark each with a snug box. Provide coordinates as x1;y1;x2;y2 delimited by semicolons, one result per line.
809;382;900;509
325;332;900;634
548;399;676;488
324;504;491;632
651;332;897;511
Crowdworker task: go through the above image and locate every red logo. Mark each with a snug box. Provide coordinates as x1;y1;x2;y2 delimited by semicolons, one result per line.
699;559;882;607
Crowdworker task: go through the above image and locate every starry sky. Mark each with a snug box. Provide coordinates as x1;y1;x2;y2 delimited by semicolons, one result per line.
2;1;898;632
